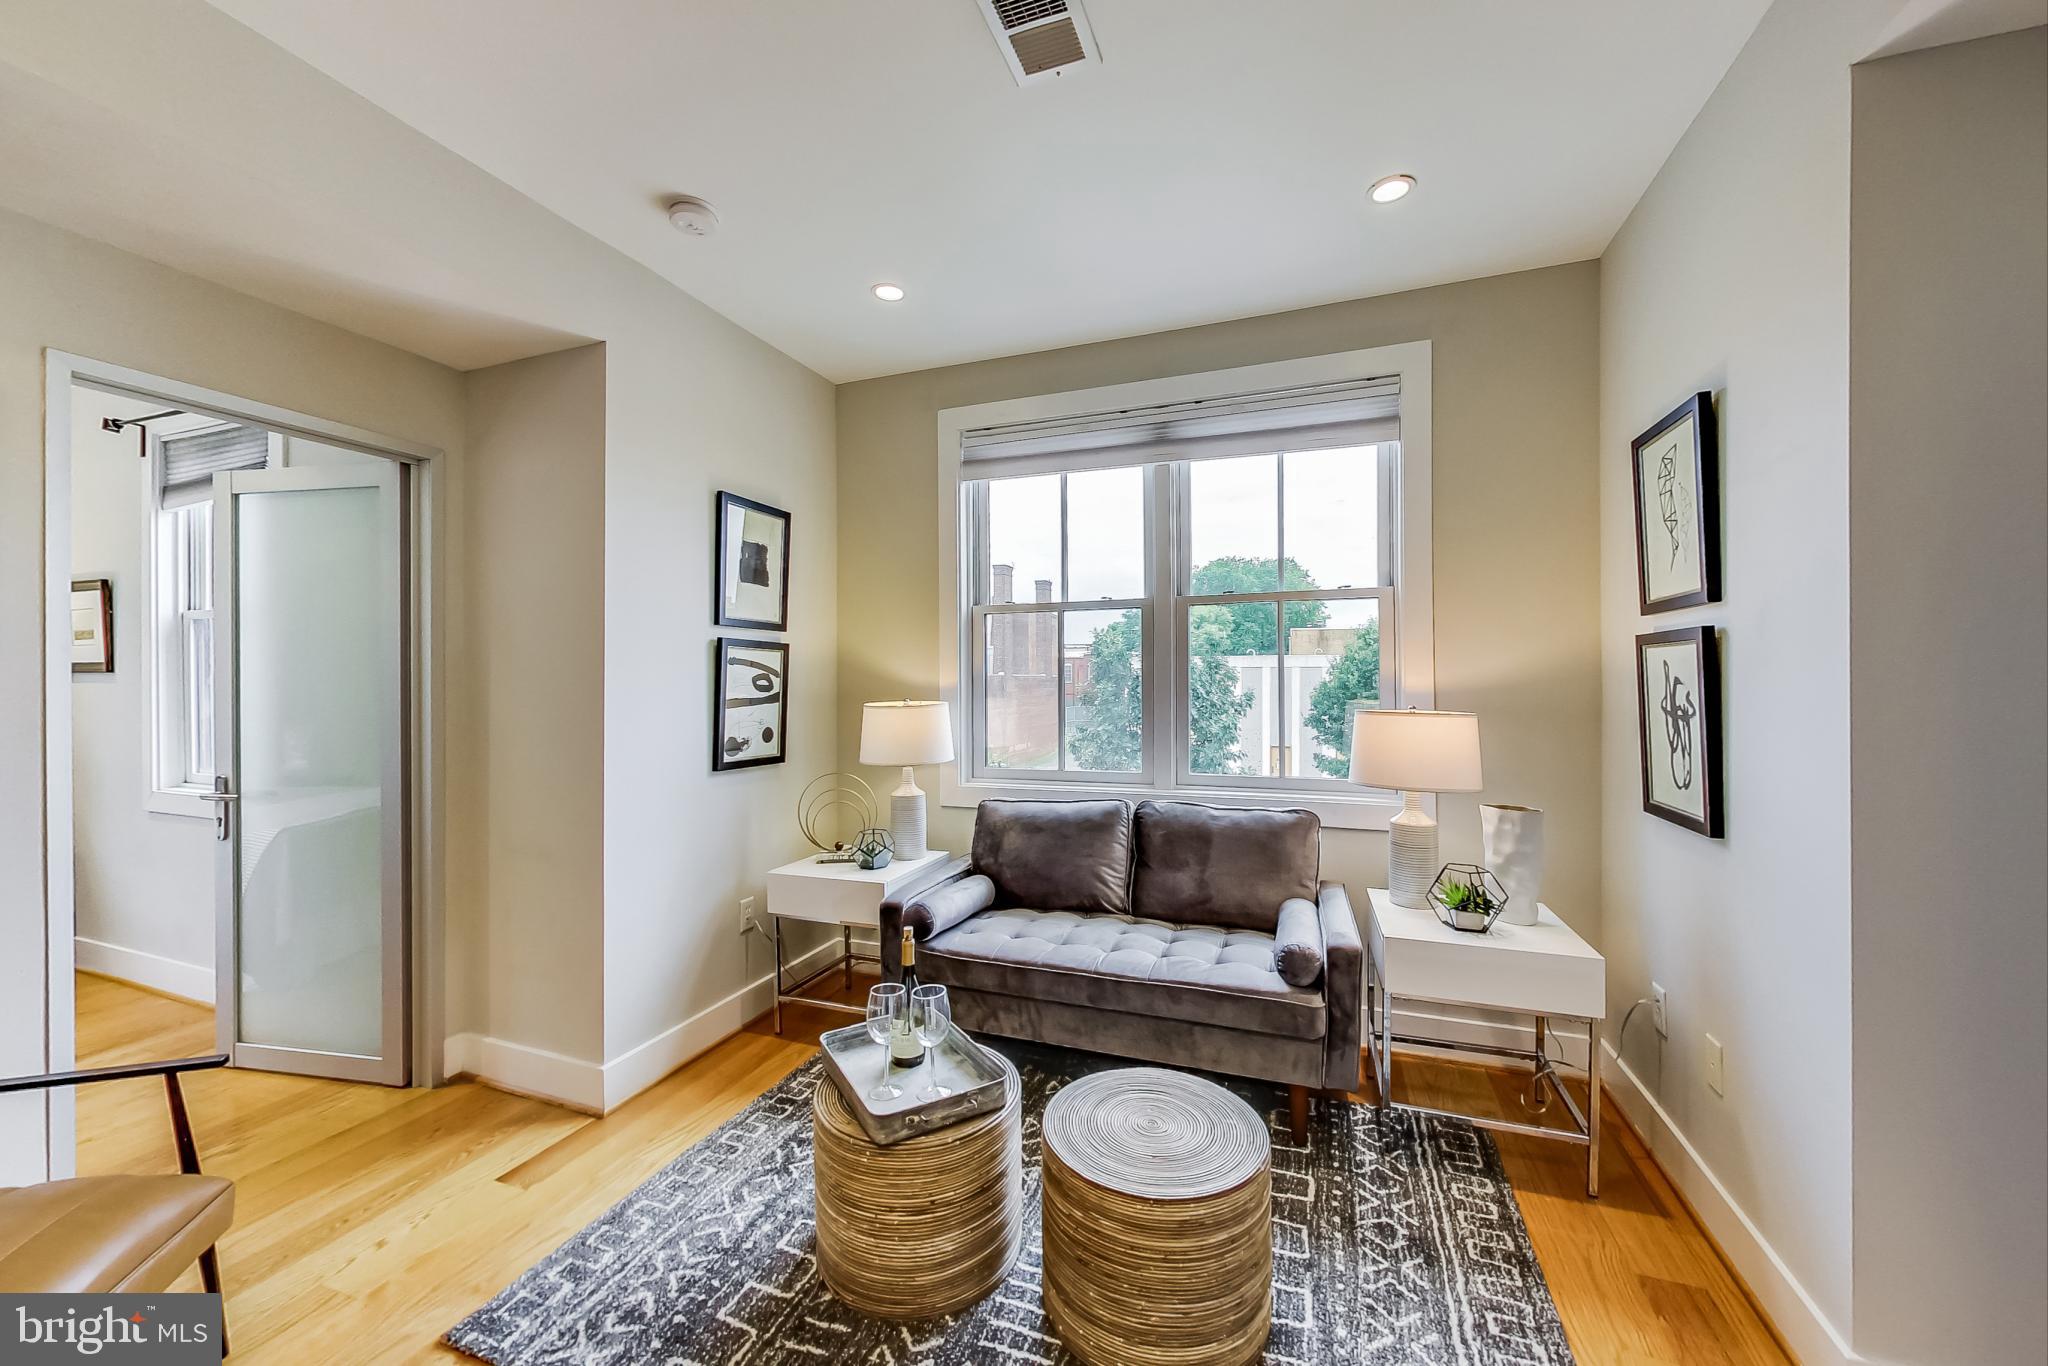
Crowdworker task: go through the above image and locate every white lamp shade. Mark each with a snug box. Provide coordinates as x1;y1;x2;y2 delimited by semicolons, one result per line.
1349;708;1483;792
860;700;955;766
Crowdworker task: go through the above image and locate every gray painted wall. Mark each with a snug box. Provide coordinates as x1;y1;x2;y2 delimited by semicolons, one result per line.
1849;27;2048;1366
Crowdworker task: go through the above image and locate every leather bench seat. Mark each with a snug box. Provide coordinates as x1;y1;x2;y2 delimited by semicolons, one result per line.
0;1175;235;1293
924;908;1327;1040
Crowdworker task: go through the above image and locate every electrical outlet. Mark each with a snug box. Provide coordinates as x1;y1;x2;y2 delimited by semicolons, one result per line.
1704;1034;1725;1095
739;895;756;935
1651;982;1669;1037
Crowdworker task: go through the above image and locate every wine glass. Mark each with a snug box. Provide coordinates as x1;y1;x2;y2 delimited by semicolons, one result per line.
911;984;953;1101
864;984;907;1102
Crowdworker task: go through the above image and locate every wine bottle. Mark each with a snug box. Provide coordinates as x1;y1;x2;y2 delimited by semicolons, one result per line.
890;926;926;1070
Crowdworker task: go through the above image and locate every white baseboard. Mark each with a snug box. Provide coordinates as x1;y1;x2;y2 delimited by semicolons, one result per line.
1601;1040;1860;1366
74;936;212;1005
441;1031;605;1113
443;937;846;1115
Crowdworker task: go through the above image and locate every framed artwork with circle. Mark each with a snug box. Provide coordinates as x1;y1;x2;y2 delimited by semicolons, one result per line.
1630;392;1720;614
1635;626;1723;837
714;637;788;771
716;491;791;631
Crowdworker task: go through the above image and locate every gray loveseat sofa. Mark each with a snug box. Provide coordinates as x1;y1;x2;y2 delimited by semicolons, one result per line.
881;797;1362;1139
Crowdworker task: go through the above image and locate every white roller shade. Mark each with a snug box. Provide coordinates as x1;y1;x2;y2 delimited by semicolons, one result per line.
161;425;269;509
961;377;1399;479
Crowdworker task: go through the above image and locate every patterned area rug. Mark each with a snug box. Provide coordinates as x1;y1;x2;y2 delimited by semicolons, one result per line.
447;1041;1574;1364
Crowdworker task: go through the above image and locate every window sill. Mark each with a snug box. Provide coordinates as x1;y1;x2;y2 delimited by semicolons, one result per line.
939;775;1413;832
148;788;212;820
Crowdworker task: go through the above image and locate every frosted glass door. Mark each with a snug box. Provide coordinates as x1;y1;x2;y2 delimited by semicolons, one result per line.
212;463;406;1084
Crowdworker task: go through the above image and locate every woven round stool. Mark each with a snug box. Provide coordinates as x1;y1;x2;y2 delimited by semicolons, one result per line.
1040;1067;1272;1366
811;1052;1022;1319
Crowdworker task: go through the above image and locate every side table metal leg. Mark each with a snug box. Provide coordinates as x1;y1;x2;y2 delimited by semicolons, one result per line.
1585;1023;1602;1198
772;916;784;1036
1378;972;1395;1106
843;925;853;991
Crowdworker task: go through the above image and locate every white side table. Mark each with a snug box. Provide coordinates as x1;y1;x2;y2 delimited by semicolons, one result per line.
764;851;952;1032
1364;887;1608;1196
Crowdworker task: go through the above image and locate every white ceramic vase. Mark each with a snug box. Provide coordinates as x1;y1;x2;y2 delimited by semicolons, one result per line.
1481;804;1545;926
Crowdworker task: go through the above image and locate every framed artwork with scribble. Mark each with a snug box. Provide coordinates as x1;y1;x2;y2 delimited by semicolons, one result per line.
1630;392;1719;614
714;637;788;771
1635;627;1723;837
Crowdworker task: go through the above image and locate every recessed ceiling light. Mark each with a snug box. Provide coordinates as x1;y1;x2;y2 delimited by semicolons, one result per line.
1369;174;1417;204
872;283;906;302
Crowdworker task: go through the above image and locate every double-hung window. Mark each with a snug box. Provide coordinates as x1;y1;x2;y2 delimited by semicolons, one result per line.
148;421;272;806
947;351;1431;827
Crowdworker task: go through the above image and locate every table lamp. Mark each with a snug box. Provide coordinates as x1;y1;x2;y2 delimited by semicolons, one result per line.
1350;709;1484;909
859;700;954;862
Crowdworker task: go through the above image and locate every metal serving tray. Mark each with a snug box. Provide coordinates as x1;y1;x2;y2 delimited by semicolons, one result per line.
819;1021;1010;1146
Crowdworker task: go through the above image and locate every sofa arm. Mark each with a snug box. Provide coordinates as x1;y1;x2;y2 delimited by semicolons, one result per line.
879;856;981;978
1317;881;1364;1092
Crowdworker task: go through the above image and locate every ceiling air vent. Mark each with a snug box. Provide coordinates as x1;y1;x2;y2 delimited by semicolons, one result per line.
976;0;1100;85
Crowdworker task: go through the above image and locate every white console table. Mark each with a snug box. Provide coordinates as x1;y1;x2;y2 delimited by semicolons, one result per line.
1364;887;1607;1196
763;850;951;1033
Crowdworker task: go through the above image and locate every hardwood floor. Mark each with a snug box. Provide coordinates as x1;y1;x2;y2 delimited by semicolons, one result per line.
73;971;1788;1364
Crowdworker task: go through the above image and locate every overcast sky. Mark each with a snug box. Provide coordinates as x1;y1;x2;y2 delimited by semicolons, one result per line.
986;446;1384;641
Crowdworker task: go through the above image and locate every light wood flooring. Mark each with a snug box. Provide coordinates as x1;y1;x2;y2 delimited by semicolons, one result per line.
73;971;1788;1364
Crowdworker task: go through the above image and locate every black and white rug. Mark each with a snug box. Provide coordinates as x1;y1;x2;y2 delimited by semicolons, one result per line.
447;1042;1574;1364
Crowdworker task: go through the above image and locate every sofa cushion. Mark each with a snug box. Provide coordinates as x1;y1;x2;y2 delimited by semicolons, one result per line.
1130;800;1320;931
971;799;1132;915
923;907;1325;1040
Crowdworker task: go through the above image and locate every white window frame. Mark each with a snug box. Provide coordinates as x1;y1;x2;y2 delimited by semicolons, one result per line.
143;421;284;816
937;342;1435;832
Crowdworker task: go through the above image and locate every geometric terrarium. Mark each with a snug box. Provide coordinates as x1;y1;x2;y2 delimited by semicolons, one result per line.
1428;863;1509;934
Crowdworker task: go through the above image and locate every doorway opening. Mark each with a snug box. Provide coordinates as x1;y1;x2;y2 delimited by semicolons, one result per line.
42;355;440;1181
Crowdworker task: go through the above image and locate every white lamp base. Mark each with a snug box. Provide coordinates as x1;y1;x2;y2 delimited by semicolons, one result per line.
1388;791;1439;909
890;766;929;862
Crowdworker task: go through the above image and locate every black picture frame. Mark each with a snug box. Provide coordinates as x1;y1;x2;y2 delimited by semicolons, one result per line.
1630;392;1720;615
1634;626;1724;838
713;637;789;771
715;491;791;631
70;578;114;674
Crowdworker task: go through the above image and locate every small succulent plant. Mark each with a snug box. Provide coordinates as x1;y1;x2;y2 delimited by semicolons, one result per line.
1437;877;1498;915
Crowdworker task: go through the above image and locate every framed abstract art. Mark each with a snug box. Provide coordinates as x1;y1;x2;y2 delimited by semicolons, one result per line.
1635;626;1723;837
714;637;788;771
1630;392;1720;614
715;491;791;631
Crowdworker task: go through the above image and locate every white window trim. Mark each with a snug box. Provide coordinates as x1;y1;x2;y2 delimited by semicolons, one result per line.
936;341;1435;832
143;423;285;817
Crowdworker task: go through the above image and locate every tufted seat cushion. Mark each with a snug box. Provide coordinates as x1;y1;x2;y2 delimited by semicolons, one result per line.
922;908;1326;1040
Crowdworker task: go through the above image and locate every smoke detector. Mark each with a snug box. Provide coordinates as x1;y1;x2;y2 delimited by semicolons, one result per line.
665;195;720;237
975;0;1100;86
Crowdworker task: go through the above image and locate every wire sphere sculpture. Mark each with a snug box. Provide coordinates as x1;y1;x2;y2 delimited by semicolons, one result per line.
797;772;878;856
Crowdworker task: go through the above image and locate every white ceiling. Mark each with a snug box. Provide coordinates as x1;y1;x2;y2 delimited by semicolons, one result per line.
203;0;1776;381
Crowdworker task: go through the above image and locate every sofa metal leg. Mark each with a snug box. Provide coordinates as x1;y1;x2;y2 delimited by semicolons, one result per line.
199;1245;228;1357
1287;1085;1309;1143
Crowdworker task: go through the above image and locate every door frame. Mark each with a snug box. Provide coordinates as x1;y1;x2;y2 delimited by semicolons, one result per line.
37;351;444;1179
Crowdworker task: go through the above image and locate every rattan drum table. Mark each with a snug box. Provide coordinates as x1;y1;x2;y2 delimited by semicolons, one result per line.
1040;1067;1273;1366
811;1052;1023;1319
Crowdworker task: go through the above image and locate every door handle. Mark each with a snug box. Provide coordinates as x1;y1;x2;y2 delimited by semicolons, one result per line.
200;776;238;842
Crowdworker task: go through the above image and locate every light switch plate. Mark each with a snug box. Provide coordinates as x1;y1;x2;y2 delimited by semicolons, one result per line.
1705;1034;1725;1095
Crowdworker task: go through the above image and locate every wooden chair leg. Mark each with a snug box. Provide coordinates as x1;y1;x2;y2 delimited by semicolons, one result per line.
1288;1085;1309;1143
199;1245;228;1357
